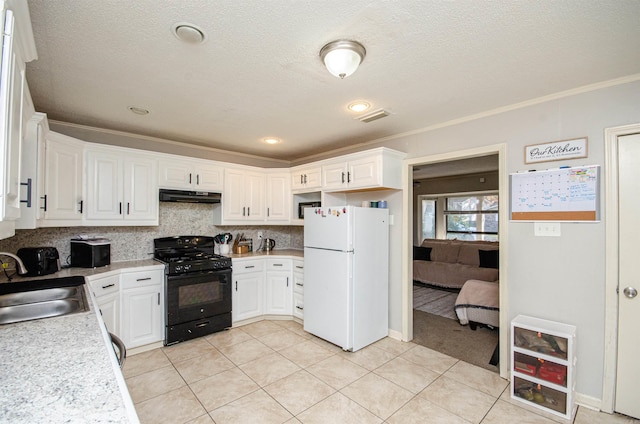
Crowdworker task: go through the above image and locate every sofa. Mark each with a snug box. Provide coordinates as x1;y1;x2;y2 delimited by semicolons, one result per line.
413;238;499;290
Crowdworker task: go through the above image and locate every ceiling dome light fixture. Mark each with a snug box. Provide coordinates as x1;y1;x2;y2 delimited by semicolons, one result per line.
171;22;206;44
348;101;370;113
320;40;366;79
128;106;150;115
263;137;281;145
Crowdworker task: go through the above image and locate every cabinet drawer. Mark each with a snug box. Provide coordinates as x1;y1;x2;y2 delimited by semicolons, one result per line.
266;258;291;271
121;269;163;289
232;259;265;274
90;275;120;297
293;292;304;319
293;260;303;271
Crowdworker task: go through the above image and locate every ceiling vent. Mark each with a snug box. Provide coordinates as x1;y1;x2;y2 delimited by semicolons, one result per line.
357;108;390;123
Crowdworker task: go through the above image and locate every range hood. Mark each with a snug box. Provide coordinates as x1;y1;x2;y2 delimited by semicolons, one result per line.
159;189;221;204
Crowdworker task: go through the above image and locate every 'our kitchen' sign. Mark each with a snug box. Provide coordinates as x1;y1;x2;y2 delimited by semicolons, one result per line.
524;137;588;164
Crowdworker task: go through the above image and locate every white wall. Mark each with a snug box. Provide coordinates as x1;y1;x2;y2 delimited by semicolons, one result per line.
374;80;640;400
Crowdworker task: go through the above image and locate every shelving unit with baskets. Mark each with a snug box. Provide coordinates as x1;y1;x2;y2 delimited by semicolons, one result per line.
511;315;577;421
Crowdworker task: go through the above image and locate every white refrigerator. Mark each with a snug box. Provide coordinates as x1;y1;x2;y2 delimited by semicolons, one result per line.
303;206;389;352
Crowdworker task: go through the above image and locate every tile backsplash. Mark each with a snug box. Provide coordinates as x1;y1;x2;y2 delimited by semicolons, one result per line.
0;203;303;265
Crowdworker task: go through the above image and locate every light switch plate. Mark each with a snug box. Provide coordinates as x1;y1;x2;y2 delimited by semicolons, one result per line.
534;222;561;237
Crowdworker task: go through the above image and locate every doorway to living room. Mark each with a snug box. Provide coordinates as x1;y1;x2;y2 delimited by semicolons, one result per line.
402;144;508;378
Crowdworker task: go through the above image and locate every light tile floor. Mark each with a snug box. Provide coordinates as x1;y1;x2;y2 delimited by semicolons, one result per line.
124;320;638;424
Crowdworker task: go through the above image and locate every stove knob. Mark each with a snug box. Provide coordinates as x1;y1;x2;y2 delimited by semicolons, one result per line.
184;264;191;271
175;265;183;273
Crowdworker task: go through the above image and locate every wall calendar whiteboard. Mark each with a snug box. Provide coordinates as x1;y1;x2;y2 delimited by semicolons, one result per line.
510;165;600;221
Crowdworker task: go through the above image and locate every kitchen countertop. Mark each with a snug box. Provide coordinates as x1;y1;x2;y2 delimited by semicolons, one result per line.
0;259;162;284
226;248;303;259
0;260;158;423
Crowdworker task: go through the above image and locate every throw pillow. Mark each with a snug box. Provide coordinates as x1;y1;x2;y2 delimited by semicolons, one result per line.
413;246;432;261
479;249;499;268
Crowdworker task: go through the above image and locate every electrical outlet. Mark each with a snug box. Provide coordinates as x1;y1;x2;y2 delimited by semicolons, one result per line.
257;231;263;239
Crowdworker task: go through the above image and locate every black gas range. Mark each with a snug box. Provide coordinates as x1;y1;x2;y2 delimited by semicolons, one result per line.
154;236;232;345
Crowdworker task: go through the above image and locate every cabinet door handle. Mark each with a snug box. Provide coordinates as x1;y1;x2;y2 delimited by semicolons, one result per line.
300;175;303;184
273;263;283;267
243;206;246;216
189;173;192;184
157;293;160;305
341;172;345;183
235;281;238;291
245;265;255;269
136;277;151;282
267;207;270;217
102;283;115;289
119;202;122;214
196;174;200;185
347;172;351;183
296;282;303;287
127;202;130;215
78;200;83;214
296;305;304;310
286;277;289;287
247;207;250;216
40;194;47;211
295;265;303;269
304;174;308;184
20;178;32;207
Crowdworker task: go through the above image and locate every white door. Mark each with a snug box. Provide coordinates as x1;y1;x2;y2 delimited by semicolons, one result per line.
303;247;351;349
193;163;223;191
615;132;640;419
122;286;162;349
86;150;122;220
124;156;157;221
266;173;289;222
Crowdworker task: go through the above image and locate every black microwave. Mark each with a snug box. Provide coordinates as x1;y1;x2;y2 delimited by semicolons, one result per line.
70;238;111;268
298;202;321;219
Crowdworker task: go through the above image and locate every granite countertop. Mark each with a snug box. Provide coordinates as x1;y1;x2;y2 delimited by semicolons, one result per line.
226;248;304;259
0;259;163;284
0;261;155;423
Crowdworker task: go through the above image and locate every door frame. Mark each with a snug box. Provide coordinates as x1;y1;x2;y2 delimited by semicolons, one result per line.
401;143;509;378
602;122;640;412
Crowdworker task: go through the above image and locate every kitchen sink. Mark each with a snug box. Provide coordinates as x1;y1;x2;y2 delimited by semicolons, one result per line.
0;276;88;325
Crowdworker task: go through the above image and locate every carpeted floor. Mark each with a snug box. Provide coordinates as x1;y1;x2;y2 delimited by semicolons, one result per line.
413;284;459;320
412;309;499;372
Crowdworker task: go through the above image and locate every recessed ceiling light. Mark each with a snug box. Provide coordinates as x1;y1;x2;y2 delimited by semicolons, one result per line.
263;137;281;145
128;106;150;115
171;22;206;44
348;101;370;113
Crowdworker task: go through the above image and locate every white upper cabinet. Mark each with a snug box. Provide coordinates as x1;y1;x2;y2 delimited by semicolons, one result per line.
16;111;46;229
86;145;158;225
41;132;84;224
158;156;223;192
0;1;37;239
266;171;290;222
291;165;321;192
321;148;405;192
223;167;265;223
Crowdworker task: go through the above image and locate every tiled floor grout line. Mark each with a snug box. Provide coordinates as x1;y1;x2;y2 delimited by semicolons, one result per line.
128;321;625;424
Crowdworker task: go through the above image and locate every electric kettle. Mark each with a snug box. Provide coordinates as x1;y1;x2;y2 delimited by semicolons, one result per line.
264;238;276;251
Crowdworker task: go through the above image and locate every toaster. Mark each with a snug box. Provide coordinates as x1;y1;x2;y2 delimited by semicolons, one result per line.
70;238;111;268
16;247;61;276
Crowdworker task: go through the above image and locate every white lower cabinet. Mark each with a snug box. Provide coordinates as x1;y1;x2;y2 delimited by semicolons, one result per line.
121;269;164;349
87;266;164;350
265;259;292;315
292;259;304;319
232;258;264;322
89;274;120;335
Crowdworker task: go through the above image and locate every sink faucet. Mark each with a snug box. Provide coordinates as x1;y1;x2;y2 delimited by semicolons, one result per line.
0;252;29;275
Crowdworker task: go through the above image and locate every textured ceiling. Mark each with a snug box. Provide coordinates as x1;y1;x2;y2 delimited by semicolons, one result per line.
25;1;640;162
